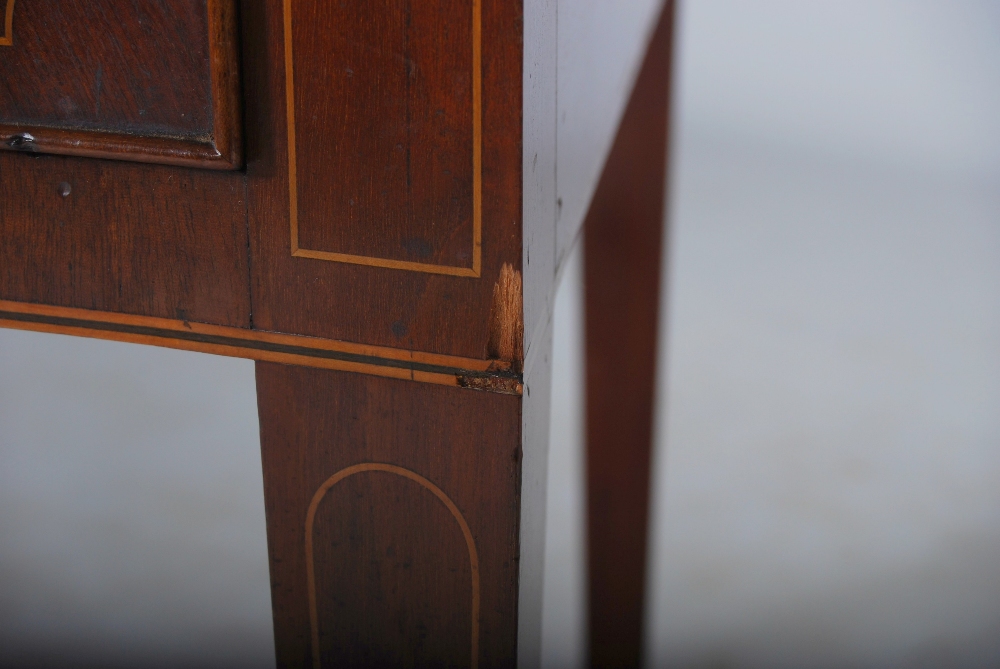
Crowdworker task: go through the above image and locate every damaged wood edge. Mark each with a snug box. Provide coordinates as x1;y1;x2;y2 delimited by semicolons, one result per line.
456;374;523;396
487;262;524;370
0;301;523;395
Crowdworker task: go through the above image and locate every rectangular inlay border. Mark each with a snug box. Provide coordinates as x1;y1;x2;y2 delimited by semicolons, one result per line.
283;0;483;277
1;0;14;46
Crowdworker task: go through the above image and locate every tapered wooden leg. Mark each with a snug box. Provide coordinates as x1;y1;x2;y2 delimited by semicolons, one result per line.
584;3;674;667
255;363;521;668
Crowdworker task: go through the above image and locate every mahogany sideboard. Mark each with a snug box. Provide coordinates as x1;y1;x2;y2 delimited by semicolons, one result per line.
0;1;673;666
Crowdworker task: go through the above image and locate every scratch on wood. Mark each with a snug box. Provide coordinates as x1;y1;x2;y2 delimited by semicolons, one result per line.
486;263;523;369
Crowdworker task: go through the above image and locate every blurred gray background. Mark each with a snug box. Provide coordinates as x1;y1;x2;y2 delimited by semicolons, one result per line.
2;1;999;667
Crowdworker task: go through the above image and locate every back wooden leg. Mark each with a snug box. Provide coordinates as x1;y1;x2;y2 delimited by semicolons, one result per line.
255;363;521;668
584;3;675;666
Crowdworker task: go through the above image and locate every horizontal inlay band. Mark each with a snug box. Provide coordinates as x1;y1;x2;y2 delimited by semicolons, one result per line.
0;301;521;395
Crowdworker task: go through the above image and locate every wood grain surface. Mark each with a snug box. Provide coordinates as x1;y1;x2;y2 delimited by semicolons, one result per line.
0;152;249;327
585;3;674;666
256;363;521;668
288;0;480;274
245;0;522;358
0;0;242;168
0;299;521;393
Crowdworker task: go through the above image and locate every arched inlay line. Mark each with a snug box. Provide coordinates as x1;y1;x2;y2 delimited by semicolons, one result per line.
1;1;15;46
305;462;480;669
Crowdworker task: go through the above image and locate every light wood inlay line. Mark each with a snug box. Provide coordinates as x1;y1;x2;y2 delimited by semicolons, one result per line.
304;463;481;669
1;0;14;46
0;300;522;394
283;0;483;277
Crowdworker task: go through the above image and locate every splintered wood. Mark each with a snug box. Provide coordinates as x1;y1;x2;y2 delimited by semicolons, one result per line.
487;263;523;366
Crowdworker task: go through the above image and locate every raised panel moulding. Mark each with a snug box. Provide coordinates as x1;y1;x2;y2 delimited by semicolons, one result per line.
0;0;242;168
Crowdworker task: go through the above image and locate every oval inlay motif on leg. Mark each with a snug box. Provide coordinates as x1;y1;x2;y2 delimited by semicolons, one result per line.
305;462;480;669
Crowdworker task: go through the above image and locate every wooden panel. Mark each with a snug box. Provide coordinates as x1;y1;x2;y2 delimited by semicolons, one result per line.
584;3;673;666
256;363;520;668
288;0;479;274
0;0;242;169
244;0;521;357
309;467;475;666
0;152;250;327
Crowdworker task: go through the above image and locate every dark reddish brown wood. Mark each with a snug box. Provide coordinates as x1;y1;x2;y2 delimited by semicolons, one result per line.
584;3;674;667
292;0;475;269
256;363;521;668
0;0;242;169
0;152;250;327
245;0;522;358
